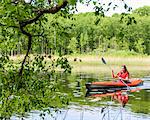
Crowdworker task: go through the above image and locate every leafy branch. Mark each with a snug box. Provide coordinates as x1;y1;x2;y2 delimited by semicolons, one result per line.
18;0;68;75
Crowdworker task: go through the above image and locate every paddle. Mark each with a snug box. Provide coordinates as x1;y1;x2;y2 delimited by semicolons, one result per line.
101;57;131;91
101;57;112;69
118;78;131;91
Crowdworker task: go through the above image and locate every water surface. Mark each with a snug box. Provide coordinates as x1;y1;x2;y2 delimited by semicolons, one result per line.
11;71;150;120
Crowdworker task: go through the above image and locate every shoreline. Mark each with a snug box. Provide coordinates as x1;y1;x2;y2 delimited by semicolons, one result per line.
9;54;150;76
67;55;150;77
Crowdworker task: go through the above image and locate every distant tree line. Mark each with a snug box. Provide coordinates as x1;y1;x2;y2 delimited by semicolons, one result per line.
1;6;150;56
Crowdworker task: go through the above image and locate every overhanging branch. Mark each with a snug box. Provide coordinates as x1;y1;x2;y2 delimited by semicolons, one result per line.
18;0;68;75
20;0;68;27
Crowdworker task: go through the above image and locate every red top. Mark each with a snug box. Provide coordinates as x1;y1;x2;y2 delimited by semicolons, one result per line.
117;71;129;79
112;70;129;79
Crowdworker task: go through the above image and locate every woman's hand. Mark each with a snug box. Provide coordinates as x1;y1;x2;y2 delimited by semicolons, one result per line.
112;70;115;78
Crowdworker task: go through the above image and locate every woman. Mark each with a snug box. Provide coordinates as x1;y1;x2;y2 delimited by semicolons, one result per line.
112;65;130;82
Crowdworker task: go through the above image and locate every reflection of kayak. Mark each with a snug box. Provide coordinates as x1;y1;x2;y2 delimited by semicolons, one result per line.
86;86;142;107
86;79;143;90
87;88;141;98
87;88;142;107
86;87;128;93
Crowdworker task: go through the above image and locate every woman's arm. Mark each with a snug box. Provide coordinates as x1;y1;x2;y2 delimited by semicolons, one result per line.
112;70;118;78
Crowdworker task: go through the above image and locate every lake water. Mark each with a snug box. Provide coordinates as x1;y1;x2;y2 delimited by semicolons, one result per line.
10;71;150;120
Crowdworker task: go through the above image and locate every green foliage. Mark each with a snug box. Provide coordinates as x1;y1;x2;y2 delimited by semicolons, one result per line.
105;49;139;57
133;6;150;16
1;3;150;56
56;57;72;73
68;37;78;53
0;54;72;118
135;38;146;54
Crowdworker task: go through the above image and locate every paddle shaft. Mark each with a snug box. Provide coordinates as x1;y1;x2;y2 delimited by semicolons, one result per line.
119;78;131;90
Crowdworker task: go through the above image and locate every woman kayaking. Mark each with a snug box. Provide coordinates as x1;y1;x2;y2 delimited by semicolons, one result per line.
112;65;130;83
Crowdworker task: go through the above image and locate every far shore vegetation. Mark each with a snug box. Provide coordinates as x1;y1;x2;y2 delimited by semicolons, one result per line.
9;50;150;77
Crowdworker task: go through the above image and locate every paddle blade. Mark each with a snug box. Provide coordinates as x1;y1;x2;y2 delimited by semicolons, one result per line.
101;57;106;64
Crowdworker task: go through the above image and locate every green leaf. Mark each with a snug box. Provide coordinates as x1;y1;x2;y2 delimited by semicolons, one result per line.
68;0;76;5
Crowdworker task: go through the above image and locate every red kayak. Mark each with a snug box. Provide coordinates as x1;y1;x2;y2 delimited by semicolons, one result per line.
86;79;143;90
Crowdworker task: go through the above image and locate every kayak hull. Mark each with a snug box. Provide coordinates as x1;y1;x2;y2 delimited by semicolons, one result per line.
86;79;143;90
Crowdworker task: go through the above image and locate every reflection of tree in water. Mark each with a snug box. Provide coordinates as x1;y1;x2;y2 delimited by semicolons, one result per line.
129;90;150;114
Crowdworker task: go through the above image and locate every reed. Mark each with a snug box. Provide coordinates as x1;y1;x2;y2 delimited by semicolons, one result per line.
9;54;150;77
66;55;150;77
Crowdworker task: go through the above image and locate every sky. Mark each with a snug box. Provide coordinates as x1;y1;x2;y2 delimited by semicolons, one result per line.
77;0;150;16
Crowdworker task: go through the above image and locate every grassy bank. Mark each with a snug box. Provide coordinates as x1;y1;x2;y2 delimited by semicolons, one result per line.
65;54;150;77
9;53;150;77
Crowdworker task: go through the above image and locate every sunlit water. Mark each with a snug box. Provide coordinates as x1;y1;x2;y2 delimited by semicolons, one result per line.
11;72;150;120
